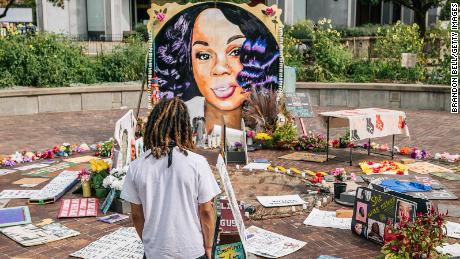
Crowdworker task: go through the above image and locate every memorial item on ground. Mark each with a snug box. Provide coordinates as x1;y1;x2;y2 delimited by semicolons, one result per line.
430;171;460;180
436;243;460;257
12;178;48;186
378;179;433;193
359;161;408;175
351;187;423;245
446;221;460;239
1;223;79;247
113;110;136;169
331;168;347;199
219;198;245;233
407;162;453;175
14;163;49;171
78;169;91;198
0;199;9;208
88;159;110;198
100;166;128;213
242;162;271;171
0;206;31;227
279;152;335;163
256;194;306;208
0;168;16;176
23;162;76;177
97;213;129;224
28;170;79;204
70;227;144;259
0;190;40;199
245;225;306;258
437;204;460;217
64;156;99;164
58;198;98;218
303;208;352;230
381;207;448;258
336;209;354;218
215;242;244;258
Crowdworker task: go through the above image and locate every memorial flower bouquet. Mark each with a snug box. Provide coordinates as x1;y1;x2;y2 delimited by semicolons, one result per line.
330;168;346;182
78;169;91;198
297;131;327;152
255;132;273;149
103;166;128;198
380;208;448;259
89;159;110;198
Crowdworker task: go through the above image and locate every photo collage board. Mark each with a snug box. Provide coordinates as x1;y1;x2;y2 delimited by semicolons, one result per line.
351;187;428;245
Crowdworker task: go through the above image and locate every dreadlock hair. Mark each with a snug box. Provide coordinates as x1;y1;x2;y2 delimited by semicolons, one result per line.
144;97;195;159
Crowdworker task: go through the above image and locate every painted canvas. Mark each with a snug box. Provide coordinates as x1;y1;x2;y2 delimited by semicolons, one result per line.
114;110;136;169
148;2;283;132
0;206;31;227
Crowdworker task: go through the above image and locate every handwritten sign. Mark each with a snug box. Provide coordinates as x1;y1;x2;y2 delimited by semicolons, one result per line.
284;92;313;118
220;198;244;233
216;242;245;259
257;195;306;208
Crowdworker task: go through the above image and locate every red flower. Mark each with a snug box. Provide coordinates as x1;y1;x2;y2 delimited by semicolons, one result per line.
397;170;404;175
52;146;59;153
391;245;398;251
265;7;275;16
367;161;374;165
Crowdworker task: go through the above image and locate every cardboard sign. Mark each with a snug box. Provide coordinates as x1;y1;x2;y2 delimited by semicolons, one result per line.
246;226;306;258
15;163;49;171
0;190;40;199
58;198;99;218
279;152;335;163
216;155;247;257
220;198;244;233
23;162;75;177
70;227;144;259
303;208;352;230
257;195;306;208
1;223;79;246
64;156;98;164
29;171;79;204
430;171;460;181
12;178;49;185
407;162;453;175
0;206;31;227
97;214;129;224
351;187;421;245
284;92;313;118
0;169;16;176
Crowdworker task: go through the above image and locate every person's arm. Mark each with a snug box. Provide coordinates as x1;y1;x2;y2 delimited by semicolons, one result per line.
131;203;144;240
199;200;216;259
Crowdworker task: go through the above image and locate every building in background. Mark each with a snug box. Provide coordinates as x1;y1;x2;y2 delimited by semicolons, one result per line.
267;0;441;28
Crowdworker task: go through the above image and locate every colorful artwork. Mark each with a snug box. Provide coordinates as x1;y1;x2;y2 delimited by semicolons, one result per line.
0;206;31;227
148;2;282;132
58;198;99;218
359;161;408;175
351;187;421;246
23;162;75;177
114;110;136;169
407;162;453;175
215;242;245;259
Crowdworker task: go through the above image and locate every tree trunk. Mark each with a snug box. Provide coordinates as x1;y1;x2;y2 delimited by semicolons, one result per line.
414;10;427;38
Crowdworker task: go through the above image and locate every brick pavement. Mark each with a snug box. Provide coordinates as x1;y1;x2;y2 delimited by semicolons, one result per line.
0;107;459;259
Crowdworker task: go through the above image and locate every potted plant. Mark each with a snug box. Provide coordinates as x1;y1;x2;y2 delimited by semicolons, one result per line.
272;122;297;150
89;159;110;198
255;132;273;149
78;169;91;198
380;207;448;259
331;168;347;199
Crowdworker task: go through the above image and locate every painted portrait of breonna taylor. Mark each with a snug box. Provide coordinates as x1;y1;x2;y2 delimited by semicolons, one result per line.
148;2;282;133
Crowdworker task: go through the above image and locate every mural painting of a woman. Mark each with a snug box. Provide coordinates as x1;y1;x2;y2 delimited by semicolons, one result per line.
154;2;280;133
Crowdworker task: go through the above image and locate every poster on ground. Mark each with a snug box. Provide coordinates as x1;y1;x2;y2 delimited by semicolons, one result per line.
257;195;306;208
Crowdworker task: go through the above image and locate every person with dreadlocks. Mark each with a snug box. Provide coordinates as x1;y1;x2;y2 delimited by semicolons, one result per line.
121;97;221;259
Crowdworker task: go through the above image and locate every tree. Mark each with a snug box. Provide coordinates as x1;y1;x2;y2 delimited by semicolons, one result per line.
0;0;64;19
361;0;444;37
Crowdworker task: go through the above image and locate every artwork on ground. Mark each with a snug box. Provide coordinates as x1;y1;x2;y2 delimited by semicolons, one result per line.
23;162;75;177
97;213;129;224
407;162;453;175
215;242;245;259
0;169;16;176
14;163;49;171
351;187;424;245
28;170;79;204
70;227;144;259
279;152;335;163
0;190;40;199
0;206;31;227
58;198;99;218
256;194;306;208
245;225;306;258
114;110;136;169
148;2;283;132
303;208;352;230
1;223;79;246
64;156;99;164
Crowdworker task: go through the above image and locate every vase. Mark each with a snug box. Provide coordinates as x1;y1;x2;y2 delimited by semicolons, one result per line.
333;182;347;200
247;137;253;146
94;188;109;198
82;181;91;198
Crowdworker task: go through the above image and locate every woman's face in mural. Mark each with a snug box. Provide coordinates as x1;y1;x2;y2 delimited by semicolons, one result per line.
191;8;250;111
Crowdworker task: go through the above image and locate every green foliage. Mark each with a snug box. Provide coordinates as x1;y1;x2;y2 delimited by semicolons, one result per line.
374;21;424;59
0;33;146;88
439;0;459;20
335;24;389;38
273;122;298;146
284;20;314;40
310;19;353;81
134;23;149;41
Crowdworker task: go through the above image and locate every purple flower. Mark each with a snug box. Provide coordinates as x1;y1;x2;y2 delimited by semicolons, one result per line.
4;160;16;166
410;151;417;159
363;143;369;149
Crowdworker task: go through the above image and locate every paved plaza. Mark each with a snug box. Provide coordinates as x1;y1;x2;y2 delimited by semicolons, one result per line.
0;106;459;258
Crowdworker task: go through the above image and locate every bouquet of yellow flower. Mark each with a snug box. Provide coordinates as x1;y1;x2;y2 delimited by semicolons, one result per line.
90;159;110;173
255;132;273;149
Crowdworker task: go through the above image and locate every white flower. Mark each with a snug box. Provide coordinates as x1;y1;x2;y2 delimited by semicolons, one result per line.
111;179;124;191
11;152;23;163
102;175;115;188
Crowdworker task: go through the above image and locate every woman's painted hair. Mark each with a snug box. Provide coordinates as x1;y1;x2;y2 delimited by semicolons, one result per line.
154;2;280;102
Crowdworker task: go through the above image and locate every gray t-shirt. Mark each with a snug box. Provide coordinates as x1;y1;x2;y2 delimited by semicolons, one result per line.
121;148;221;259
